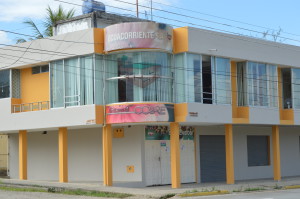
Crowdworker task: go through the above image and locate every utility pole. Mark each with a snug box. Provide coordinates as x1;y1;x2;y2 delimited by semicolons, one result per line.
151;0;153;20
136;0;139;18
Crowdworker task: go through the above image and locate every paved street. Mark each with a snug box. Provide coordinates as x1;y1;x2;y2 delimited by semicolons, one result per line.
0;190;105;199
176;189;300;199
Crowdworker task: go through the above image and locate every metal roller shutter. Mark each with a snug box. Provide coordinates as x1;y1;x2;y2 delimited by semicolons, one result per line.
200;135;226;182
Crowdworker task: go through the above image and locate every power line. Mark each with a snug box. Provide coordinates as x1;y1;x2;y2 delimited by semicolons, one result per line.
142;0;300;38
96;0;300;44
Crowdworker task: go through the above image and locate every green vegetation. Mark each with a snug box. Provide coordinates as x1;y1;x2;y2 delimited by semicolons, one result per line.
243;187;265;192
159;193;176;199
0;185;132;198
0;186;46;193
16;5;75;43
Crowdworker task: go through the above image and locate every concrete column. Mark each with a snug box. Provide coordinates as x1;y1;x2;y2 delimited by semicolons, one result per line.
170;122;181;188
103;124;112;186
59;127;68;182
19;130;27;180
225;124;235;184
272;125;281;181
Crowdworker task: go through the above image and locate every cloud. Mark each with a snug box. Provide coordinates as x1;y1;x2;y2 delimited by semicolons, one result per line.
0;0;79;22
0;0;174;22
0;31;11;45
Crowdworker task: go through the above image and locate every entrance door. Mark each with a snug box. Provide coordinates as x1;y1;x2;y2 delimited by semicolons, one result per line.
145;140;170;186
199;135;226;182
0;135;8;177
145;139;195;186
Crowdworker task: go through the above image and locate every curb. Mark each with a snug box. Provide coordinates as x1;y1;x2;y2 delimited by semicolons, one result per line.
178;190;229;197
284;185;300;190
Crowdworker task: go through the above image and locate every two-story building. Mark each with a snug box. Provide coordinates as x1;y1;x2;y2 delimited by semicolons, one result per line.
1;9;300;188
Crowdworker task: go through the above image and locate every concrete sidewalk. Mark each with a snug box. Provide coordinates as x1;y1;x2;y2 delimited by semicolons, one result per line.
1;177;300;198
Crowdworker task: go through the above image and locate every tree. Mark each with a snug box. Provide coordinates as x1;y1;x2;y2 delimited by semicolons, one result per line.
16;5;75;43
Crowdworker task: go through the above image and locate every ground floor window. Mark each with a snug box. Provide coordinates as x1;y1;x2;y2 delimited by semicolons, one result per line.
247;136;270;167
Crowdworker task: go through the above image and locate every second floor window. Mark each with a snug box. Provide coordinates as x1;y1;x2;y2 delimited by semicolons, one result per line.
0;70;10;99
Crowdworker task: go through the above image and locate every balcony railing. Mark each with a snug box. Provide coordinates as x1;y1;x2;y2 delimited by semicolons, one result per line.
12;101;50;113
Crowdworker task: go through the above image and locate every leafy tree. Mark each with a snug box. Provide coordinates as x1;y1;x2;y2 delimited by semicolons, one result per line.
16;5;75;43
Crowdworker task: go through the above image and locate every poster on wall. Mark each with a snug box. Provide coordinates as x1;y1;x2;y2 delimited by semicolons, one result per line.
145;126;194;140
106;103;174;124
104;22;173;52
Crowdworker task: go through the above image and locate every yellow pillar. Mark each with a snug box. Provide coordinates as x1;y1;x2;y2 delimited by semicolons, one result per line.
225;124;235;184
59;127;68;182
170;122;181;188
272;125;281;181
102;124;112;186
19;130;27;180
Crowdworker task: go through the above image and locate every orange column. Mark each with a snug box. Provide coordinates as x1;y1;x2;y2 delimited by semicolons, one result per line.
170;122;181;188
19;130;27;180
59;127;68;182
272;125;281;181
103;124;112;186
225;124;235;184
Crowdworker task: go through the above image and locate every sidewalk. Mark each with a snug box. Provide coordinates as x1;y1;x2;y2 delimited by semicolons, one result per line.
1;177;300;198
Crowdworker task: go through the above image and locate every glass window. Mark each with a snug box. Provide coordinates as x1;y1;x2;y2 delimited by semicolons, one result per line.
268;65;278;107
65;58;80;107
213;57;231;104
95;55;104;105
187;54;202;103
292;68;300;109
0;70;10;99
237;62;248;106
80;55;94;105
106;52;172;104
174;54;185;103
247;62;268;106
50;55;101;108
50;61;64;108
247;136;270;167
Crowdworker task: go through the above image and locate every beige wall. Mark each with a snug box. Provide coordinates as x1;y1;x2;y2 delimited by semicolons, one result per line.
0;135;8;171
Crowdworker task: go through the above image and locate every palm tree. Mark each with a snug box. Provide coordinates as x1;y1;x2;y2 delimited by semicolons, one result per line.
16;5;75;43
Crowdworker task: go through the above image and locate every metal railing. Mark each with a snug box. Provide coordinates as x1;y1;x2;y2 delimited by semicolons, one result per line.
12;101;50;113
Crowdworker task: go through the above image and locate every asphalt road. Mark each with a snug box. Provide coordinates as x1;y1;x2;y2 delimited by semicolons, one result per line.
0;190;103;199
181;188;300;199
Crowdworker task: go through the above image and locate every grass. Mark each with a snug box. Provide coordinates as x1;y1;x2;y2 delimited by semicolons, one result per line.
0;186;47;193
0;185;132;198
243;187;265;192
179;190;229;197
159;193;176;199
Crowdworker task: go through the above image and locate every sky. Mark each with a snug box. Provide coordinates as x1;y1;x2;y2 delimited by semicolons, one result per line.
0;0;300;46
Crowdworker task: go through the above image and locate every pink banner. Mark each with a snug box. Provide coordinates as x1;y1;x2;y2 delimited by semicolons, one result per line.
104;22;173;52
106;103;174;124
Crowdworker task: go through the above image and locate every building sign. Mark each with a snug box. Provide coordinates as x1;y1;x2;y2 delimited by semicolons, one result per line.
145;126;194;140
106;103;174;124
104;22;173;52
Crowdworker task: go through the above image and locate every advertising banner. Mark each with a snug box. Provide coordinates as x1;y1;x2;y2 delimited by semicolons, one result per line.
106;103;174;124
104;22;173;52
145;126;195;140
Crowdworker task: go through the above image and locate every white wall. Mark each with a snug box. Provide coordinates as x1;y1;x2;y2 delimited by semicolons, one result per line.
112;126;143;182
187;104;232;124
188;27;300;68
233;126;273;181
68;128;102;181
249;107;280;125
280;126;300;177
8;134;18;179
27;131;58;180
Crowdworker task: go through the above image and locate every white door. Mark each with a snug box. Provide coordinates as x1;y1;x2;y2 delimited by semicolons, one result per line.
145;139;195;186
145;141;162;186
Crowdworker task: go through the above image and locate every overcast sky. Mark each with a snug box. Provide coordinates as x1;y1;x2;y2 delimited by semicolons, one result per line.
0;0;300;46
